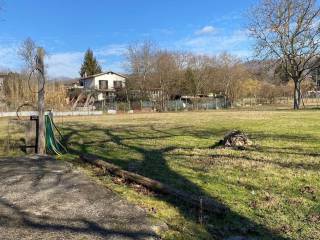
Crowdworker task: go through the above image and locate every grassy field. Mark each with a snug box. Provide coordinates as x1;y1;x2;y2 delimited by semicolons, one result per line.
1;110;320;239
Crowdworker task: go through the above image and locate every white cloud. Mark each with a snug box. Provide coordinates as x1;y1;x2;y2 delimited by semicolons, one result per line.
104;60;125;73
195;26;216;35
45;43;127;78
46;51;83;78
177;29;253;57
0;43;22;71
96;44;126;57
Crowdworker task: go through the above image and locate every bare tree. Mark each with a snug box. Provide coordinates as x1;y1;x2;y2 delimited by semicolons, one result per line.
126;41;157;99
184;54;213;96
248;0;320;109
153;51;179;111
19;37;37;71
215;53;250;104
18;38;47;154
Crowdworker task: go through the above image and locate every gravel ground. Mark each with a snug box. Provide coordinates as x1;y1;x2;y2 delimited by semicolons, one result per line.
0;155;159;240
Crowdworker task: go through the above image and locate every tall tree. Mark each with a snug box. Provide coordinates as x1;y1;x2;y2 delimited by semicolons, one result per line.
184;54;213;96
153;51;178;111
19;37;37;71
185;67;196;96
248;0;320;109
79;49;102;77
126;41;156;98
216;53;249;104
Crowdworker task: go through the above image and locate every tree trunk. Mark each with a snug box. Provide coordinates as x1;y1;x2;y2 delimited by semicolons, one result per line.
37;48;46;154
125;87;131;111
293;80;301;110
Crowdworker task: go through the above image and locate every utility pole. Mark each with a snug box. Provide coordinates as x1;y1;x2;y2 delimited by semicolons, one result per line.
36;48;45;154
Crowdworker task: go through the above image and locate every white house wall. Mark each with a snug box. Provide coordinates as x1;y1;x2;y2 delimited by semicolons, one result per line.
93;73;126;89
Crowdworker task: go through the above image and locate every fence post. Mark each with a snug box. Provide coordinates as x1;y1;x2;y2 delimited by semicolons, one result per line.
36;48;46;155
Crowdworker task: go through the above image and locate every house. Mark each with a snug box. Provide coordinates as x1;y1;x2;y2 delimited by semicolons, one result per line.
79;71;126;101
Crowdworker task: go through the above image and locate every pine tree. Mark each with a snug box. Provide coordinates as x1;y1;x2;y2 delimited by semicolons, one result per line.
79;49;102;77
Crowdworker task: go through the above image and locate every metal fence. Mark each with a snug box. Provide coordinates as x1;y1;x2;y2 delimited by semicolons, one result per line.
0;111;103;118
91;97;229;112
139;97;229;111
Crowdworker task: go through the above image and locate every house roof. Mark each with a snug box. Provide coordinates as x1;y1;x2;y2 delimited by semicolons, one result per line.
80;71;127;80
0;72;8;77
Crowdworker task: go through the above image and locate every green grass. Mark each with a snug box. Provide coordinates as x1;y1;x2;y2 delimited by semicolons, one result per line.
1;110;320;239
0;118;27;156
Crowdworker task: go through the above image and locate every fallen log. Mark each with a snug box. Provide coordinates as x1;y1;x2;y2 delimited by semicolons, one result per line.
80;153;226;215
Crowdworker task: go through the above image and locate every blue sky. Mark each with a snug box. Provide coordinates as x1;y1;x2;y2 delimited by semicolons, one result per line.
0;0;256;78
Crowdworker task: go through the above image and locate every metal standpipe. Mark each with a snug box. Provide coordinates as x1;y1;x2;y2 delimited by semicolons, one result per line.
30;115;39;154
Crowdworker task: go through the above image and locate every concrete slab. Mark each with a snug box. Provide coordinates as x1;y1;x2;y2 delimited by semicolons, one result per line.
0;155;158;240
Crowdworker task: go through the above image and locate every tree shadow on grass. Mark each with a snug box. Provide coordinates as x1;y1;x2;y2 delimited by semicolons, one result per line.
62;123;290;239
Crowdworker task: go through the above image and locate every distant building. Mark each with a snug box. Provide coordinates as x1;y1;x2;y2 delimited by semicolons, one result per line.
79;71;126;101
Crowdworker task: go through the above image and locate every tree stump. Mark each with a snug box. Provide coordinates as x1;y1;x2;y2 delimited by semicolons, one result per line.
217;130;252;149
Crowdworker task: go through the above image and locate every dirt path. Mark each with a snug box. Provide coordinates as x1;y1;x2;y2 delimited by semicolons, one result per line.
0;155;159;240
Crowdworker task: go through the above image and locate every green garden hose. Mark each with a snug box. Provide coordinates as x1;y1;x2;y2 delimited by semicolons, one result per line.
45;114;67;155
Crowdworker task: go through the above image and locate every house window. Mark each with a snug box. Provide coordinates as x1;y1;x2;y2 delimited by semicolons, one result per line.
99;80;108;90
83;80;90;88
114;81;123;89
